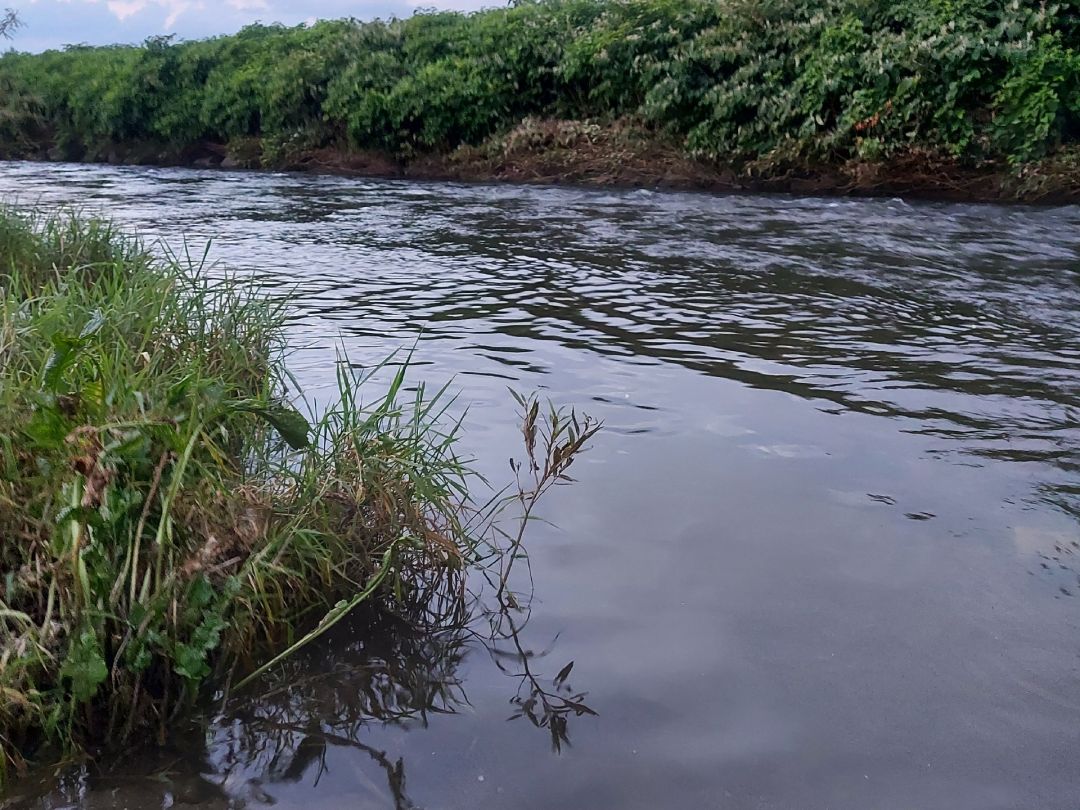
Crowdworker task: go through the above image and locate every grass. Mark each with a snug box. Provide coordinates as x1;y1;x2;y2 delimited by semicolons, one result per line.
0;208;487;783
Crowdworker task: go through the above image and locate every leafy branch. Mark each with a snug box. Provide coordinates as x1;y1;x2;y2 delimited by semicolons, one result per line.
0;9;19;40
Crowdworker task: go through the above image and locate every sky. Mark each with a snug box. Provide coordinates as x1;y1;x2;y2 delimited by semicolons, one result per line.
5;0;494;52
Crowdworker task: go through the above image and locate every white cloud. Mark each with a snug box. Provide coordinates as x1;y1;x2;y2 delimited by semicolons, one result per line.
105;0;145;19
104;0;198;28
162;0;194;28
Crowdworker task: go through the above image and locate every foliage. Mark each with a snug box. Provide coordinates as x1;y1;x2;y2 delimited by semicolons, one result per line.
0;9;17;40
0;209;479;781
993;32;1080;164
0;209;601;787
1;0;1078;167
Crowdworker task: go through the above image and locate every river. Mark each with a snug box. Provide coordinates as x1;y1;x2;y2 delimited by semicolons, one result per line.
2;162;1079;809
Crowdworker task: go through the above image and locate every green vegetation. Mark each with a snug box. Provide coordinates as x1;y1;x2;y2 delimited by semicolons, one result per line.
0;0;1079;188
0;209;487;782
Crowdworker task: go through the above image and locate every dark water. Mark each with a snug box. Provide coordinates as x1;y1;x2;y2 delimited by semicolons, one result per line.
2;162;1080;809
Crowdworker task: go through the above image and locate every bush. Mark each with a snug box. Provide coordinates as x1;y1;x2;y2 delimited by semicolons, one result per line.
0;210;479;780
0;0;1078;168
993;32;1080;164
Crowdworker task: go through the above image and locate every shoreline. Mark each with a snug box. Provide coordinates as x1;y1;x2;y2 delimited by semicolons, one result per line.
0;208;597;787
0;209;476;784
6;125;1080;206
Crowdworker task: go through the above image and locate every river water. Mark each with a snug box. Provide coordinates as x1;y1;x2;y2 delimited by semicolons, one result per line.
2;162;1079;809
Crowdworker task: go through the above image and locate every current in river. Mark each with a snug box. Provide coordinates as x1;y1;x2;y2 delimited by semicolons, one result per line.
2;162;1079;809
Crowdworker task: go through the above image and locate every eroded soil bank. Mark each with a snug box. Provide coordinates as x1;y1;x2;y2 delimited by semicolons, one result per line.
8;119;1080;205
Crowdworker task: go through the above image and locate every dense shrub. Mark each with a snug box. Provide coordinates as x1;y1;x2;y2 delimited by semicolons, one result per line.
0;0;1078;166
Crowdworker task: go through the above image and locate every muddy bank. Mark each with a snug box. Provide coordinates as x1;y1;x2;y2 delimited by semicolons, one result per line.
7;120;1080;205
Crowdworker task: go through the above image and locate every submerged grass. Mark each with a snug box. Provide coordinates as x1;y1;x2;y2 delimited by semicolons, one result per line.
0;208;486;783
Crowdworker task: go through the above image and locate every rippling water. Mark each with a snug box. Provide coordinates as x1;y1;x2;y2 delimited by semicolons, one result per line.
3;162;1080;809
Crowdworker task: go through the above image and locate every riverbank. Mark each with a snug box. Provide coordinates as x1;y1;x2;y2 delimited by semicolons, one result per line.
9;118;1080;205
313;122;1080;205
0;209;478;783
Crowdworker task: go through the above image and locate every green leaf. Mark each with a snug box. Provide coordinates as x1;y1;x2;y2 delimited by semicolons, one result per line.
173;643;210;682
174;576;228;683
43;333;81;392
174;611;227;683
104;430;150;465
24;402;69;448
55;504;98;528
79;310;105;340
81;379;106;413
126;639;153;673
186;575;215;612
234;402;311;450
41;312;105;393
60;630;108;703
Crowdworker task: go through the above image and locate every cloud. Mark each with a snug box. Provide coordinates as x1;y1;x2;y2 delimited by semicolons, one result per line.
6;0;496;51
105;1;146;21
161;0;191;28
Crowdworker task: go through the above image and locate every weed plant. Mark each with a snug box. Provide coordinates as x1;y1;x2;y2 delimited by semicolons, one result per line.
0;209;485;783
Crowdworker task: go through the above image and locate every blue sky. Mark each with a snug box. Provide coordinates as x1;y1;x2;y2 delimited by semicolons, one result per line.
5;0;494;52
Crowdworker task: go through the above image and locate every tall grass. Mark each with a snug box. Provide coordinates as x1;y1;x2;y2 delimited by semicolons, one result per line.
0;208;484;782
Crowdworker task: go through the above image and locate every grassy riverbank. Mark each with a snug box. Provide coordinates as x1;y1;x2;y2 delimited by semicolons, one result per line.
2;0;1080;201
0;210;481;782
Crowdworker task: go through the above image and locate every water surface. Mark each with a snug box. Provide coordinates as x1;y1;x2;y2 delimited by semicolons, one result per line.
2;162;1079;809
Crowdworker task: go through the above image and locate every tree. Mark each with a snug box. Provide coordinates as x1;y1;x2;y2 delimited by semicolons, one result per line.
0;8;20;39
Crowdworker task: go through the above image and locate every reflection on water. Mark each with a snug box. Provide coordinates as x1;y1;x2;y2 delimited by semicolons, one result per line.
205;607;470;810
10;598;588;809
2;162;1080;809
